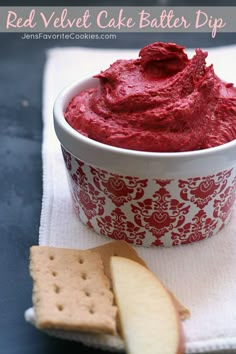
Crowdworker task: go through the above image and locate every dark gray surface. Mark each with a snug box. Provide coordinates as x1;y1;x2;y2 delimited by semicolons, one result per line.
1;30;236;354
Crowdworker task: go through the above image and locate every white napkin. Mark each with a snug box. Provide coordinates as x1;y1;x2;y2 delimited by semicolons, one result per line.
26;45;236;353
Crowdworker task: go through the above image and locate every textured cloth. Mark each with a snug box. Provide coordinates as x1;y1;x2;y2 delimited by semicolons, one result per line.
26;45;236;353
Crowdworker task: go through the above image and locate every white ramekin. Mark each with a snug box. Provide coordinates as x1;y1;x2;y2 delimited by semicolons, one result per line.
54;76;236;247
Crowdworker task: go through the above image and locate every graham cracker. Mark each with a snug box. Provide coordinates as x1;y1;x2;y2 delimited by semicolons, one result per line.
30;246;117;334
91;241;146;281
91;241;190;320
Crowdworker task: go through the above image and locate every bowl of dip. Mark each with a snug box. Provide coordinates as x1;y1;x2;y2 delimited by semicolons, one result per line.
54;42;236;247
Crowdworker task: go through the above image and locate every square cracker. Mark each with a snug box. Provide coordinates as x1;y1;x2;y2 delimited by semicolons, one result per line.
91;241;146;281
30;246;117;334
92;241;190;320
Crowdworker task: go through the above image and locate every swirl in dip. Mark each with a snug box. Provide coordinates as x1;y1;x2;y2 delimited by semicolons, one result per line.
65;42;236;152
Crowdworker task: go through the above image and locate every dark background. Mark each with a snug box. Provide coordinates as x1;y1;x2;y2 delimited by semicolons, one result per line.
1;1;236;354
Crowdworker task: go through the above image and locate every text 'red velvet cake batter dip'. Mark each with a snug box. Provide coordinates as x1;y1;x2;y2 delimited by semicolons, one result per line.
65;42;236;152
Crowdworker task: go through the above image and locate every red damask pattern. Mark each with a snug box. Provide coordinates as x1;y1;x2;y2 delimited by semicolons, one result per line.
131;181;190;246
61;148;236;247
171;210;218;246
213;176;236;223
179;169;232;209
97;208;146;245
61;146;72;171
70;159;105;220
90;167;148;207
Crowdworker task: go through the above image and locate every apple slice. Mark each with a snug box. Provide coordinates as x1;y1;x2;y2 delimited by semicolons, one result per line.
110;257;183;354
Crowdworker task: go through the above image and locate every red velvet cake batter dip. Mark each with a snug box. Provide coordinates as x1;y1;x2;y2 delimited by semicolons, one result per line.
65;42;236;152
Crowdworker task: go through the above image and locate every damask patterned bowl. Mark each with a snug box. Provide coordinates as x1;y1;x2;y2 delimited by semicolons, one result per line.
54;77;236;247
